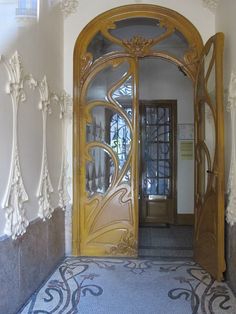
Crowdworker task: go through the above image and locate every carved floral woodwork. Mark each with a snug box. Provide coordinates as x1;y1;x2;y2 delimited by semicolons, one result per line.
77;9;202;82
37;76;54;221
226;71;236;226
74;4;204;256
184;44;199;78
80;52;93;85
122;36;153;57
0;51;37;239
109;231;137;256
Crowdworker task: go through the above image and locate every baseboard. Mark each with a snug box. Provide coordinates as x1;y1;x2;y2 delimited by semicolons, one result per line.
176;214;194;225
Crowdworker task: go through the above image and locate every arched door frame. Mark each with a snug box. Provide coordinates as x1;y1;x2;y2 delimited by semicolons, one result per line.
73;4;204;255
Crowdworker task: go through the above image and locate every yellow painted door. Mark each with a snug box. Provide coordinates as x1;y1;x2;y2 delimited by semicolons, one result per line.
77;56;139;257
194;33;225;280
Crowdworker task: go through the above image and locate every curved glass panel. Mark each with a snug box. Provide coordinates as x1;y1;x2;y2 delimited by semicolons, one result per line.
121;167;131;183
86;61;130;102
152;30;189;59
87;31;124;61
86;106;106;142
204;103;215;165
112;75;133;107
204;44;216;105
197;145;208;196
86;147;114;197
110;18;166;40
87;18;190;63
110;112;131;170
87;106;132;171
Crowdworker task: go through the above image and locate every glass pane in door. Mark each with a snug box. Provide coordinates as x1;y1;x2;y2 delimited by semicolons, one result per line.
142;105;172;197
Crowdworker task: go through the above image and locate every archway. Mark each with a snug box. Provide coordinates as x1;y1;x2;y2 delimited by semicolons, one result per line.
73;4;225;280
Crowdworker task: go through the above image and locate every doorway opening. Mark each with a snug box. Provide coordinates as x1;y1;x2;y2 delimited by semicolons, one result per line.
73;5;201;257
137;57;194;258
73;4;225;280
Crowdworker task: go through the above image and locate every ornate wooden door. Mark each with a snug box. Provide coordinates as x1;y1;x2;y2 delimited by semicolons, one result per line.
73;5;204;258
77;56;139;257
194;33;225;280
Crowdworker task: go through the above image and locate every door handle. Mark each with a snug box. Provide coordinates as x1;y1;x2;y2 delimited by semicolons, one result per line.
207;170;213;174
207;170;218;176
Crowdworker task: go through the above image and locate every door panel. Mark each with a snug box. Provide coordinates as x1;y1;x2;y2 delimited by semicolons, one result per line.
140;101;177;225
79;57;139;257
194;33;225;281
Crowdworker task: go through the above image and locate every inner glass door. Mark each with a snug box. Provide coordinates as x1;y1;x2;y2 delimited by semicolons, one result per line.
140;101;177;225
78;57;139;257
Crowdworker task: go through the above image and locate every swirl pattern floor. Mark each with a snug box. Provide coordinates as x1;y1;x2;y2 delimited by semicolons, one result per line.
19;257;236;314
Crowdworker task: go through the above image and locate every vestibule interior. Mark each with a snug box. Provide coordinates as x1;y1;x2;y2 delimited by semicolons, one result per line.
138;57;194;257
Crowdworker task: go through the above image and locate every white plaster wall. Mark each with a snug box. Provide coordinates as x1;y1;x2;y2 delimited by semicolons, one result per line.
139;58;194;214
216;0;236;183
0;1;64;236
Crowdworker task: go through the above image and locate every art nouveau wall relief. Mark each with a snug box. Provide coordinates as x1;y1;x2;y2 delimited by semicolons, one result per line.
51;0;79;17
61;0;79;17
53;90;72;210
37;76;55;221
0;51;37;239
0;51;67;238
202;0;220;10
56;0;220;16
51;90;72;255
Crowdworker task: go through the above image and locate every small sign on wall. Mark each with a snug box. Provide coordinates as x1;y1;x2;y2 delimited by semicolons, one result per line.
180;141;194;160
178;124;194;140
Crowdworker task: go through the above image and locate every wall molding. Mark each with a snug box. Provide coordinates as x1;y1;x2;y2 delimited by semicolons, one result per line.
52;0;220;15
0;51;37;239
202;0;220;10
53;91;72;210
60;0;79;17
37;76;54;221
226;71;236;226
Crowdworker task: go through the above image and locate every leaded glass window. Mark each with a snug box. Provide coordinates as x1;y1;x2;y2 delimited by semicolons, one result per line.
110;108;132;169
141;104;174;197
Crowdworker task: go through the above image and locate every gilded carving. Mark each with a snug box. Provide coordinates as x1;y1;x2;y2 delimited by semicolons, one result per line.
80;52;93;84
109;231;137;256
123;36;153;57
184;45;200;79
159;18;175;32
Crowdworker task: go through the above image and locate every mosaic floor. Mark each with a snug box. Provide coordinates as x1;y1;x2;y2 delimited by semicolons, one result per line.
19;257;236;314
139;226;193;258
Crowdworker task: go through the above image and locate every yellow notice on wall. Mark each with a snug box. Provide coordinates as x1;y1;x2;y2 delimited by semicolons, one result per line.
180;141;194;160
